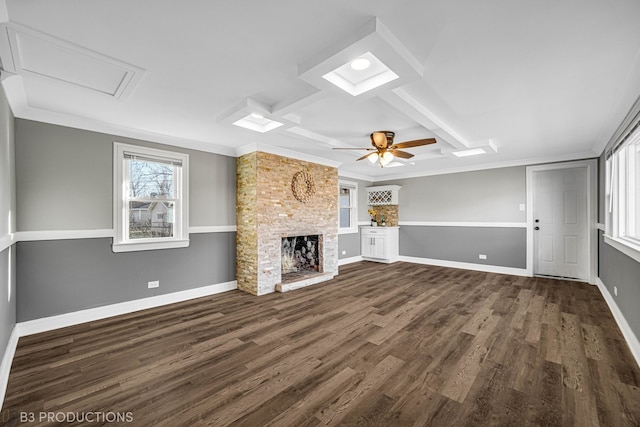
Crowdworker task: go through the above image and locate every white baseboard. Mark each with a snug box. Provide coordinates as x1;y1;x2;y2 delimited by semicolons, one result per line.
596;277;640;369
398;256;530;277
0;325;19;409
18;280;237;337
338;256;363;266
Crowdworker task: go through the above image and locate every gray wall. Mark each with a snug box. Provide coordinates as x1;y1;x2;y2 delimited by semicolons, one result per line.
378;166;526;222
17;233;235;321
597;151;640;341
14;120;237;321
377;167;527;268
15;119;236;231
0;82;16;361
400;226;526;268
338;232;360;259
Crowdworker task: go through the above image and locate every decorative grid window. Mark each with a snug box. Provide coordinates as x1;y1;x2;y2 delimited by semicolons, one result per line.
113;142;189;252
605;121;640;261
368;190;393;205
366;185;401;206
338;180;358;234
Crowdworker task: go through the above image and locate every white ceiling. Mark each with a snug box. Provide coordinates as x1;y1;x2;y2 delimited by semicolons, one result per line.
1;0;640;180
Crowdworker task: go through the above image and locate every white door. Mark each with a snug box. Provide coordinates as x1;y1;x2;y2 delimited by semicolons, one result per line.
532;167;589;280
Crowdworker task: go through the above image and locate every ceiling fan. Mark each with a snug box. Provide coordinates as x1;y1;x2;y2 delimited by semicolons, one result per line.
333;131;436;167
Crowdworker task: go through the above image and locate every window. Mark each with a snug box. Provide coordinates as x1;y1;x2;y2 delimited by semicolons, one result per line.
113;143;189;252
338;180;358;234
605;123;640;262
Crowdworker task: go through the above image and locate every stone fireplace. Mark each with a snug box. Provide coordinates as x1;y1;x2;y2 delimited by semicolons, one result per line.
236;151;338;295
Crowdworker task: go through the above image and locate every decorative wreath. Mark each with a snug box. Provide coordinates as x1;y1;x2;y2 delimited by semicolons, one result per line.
291;170;316;202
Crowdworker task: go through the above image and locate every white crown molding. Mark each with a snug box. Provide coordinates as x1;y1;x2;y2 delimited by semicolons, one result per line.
235;142;343;168
15;105;237;157
338;170;375;182
371;151;599;182
596;277;640;369
399;221;527;228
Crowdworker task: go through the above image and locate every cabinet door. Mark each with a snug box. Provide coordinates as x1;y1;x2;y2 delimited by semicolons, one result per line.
362;235;386;259
372;236;386;258
361;235;374;258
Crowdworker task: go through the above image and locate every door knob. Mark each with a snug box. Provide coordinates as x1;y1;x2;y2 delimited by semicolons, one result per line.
534;226;540;230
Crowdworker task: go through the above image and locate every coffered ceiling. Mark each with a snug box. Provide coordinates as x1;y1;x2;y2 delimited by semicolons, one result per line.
1;0;639;180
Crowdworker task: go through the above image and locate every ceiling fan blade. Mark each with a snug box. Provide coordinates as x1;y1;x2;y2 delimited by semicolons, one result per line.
357;152;377;161
390;138;436;149
390;150;414;159
332;147;376;150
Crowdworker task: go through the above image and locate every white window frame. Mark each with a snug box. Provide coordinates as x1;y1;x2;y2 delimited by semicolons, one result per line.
338;180;358;234
605;124;640;263
113;142;189;252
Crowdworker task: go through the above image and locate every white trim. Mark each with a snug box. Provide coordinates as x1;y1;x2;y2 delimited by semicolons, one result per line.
235;142;342;168
0;325;18;409
0;234;13;252
338;255;363;266
338;170;375;182
14;229;114;241
111;239;190;253
338;179;359;235
113;142;190;253
526;159;598;283
189;225;237;233
12;227;235;242
604;235;640;264
370;152;598;182
399;256;529;276
596;277;640;369
17;280;237;337
597;223;606;231
399;221;527;228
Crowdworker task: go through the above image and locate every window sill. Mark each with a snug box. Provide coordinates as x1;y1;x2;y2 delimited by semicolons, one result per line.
604;235;640;264
112;239;190;253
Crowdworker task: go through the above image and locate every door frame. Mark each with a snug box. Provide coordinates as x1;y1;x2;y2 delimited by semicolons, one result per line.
525;159;598;283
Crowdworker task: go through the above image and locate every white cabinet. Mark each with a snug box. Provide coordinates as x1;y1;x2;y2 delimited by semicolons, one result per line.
361;226;399;263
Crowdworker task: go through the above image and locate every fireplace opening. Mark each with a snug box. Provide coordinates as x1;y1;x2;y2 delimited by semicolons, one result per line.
281;234;323;283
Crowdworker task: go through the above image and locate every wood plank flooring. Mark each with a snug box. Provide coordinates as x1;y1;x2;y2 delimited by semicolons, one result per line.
2;261;640;426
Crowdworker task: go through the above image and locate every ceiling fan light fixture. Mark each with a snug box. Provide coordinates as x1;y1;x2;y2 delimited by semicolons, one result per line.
368;152;379;163
380;151;394;166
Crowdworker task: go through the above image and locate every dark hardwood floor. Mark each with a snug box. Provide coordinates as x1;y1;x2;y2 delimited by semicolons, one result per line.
2;261;640;426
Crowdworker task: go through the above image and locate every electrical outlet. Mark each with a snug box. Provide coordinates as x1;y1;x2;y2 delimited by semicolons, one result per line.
519;203;526;211
341;250;346;255
479;254;487;260
614;286;617;296
148;280;159;289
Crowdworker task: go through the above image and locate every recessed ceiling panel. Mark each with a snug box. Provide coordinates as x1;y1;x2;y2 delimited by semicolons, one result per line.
17;32;126;95
4;23;143;99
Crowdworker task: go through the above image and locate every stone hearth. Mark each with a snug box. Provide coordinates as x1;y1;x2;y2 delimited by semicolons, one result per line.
236;151;338;295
